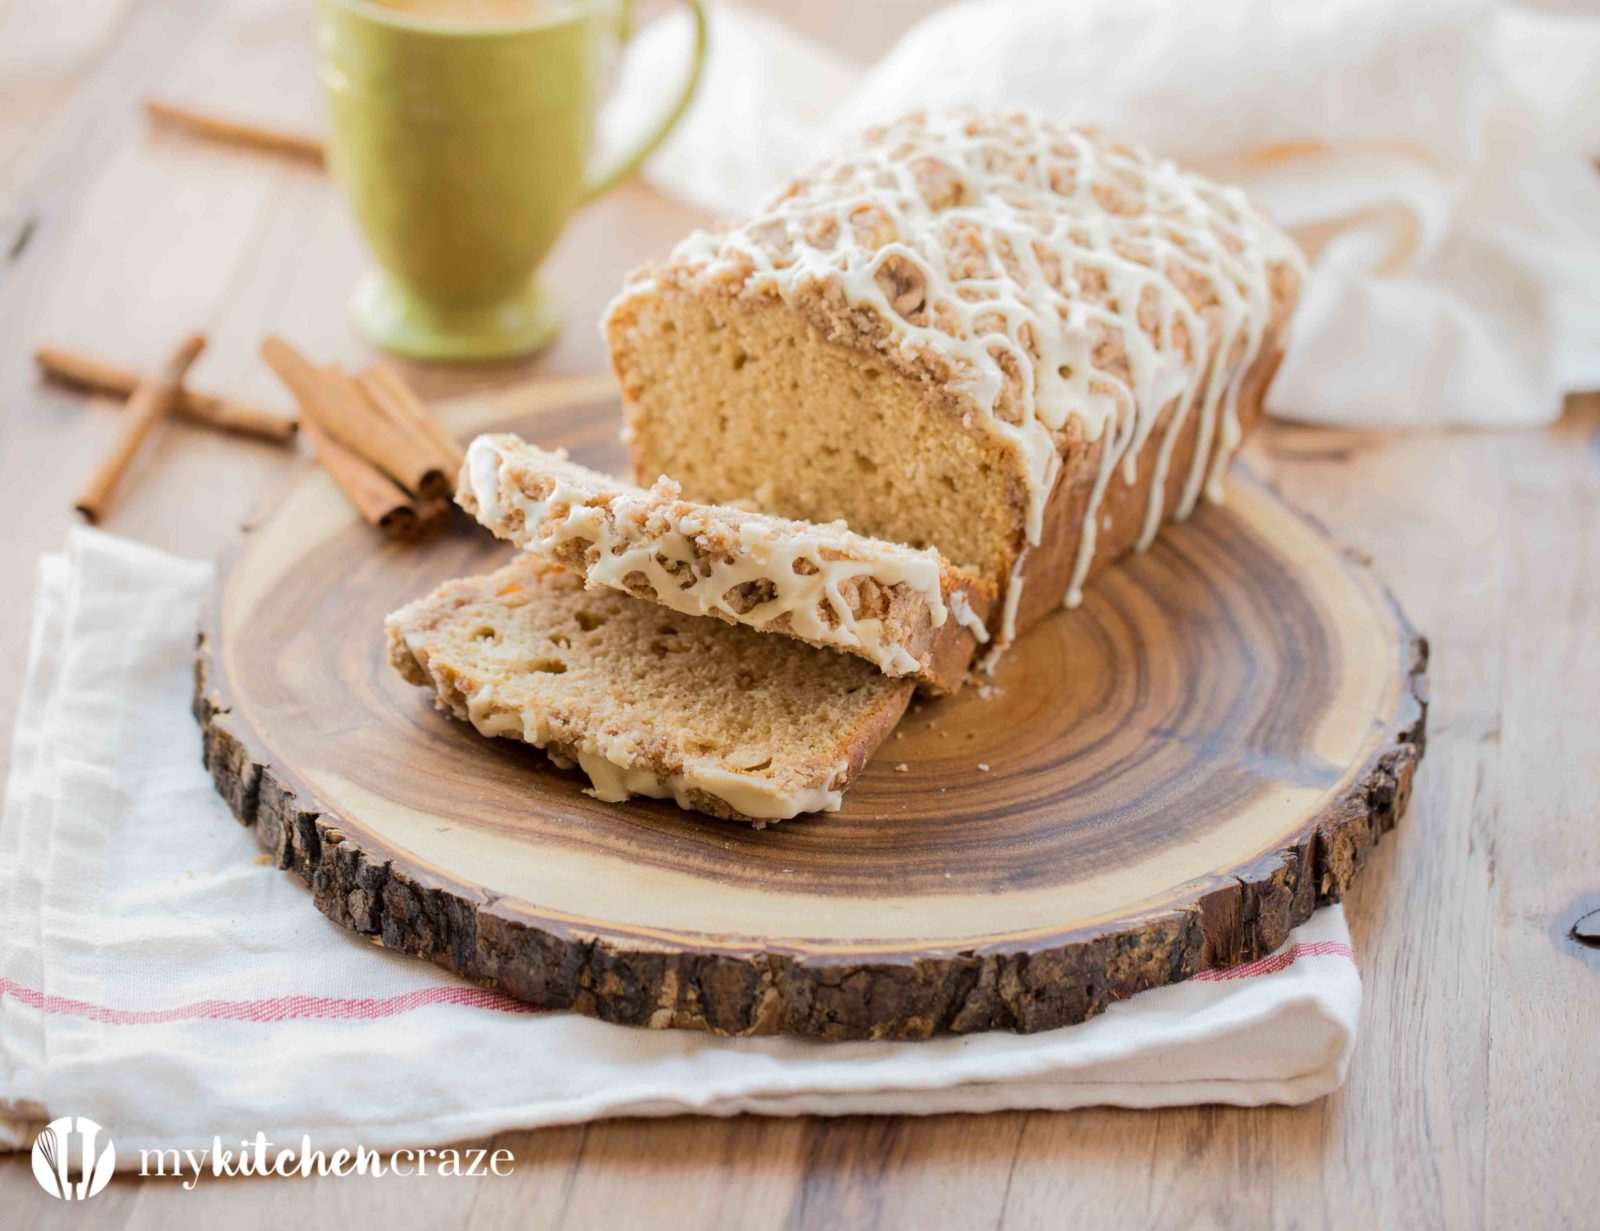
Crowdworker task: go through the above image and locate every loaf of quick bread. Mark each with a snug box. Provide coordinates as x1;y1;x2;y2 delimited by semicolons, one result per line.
605;110;1305;653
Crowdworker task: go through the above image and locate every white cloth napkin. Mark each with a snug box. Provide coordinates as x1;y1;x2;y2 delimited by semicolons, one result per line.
0;529;1362;1157
603;0;1600;430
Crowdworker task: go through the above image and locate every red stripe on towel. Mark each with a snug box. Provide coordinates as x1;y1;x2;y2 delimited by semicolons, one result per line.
0;942;1353;1025
0;977;538;1023
1190;941;1355;981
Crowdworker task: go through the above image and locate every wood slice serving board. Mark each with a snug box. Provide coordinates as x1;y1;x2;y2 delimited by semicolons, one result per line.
196;378;1428;1041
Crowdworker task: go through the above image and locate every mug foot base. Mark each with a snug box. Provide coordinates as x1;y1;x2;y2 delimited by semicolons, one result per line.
351;272;563;362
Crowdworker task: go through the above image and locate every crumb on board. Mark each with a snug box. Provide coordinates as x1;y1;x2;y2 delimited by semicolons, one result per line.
895;763;909;772
977;762;991;772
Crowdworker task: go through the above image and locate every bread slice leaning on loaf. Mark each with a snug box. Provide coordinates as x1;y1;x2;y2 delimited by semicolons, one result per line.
605;110;1305;653
385;555;914;823
457;433;994;693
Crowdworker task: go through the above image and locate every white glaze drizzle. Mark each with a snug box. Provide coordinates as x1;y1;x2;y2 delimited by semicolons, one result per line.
948;590;990;644
464;435;964;679
462;681;841;822
611;111;1303;620
978;552;1030;675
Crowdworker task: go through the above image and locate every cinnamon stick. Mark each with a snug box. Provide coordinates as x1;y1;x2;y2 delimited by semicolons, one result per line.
75;334;207;523
144;99;325;165
356;364;465;472
36;346;296;445
297;413;429;540
260;337;449;499
323;365;454;502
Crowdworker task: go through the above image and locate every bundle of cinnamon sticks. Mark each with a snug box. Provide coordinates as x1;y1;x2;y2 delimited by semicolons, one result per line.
261;337;464;539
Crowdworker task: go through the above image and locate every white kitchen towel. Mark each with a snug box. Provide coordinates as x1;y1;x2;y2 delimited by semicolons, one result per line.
0;530;1361;1160
603;0;1600;430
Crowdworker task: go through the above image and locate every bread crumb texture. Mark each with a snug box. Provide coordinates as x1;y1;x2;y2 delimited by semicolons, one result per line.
386;555;913;822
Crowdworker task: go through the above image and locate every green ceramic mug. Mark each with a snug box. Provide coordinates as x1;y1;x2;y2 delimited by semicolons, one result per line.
317;0;706;360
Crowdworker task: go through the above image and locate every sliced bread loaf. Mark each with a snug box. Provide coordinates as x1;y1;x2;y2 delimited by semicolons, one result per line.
458;433;994;693
385;554;914;823
605;111;1303;652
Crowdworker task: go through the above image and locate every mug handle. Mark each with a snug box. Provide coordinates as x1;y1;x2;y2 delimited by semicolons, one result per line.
581;0;708;205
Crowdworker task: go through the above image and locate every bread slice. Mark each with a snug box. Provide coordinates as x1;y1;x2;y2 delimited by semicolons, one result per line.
605;111;1303;653
385;555;914;823
458;433;994;693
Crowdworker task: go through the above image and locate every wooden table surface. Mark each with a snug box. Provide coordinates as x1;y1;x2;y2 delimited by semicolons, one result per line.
1;1;1595;1227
